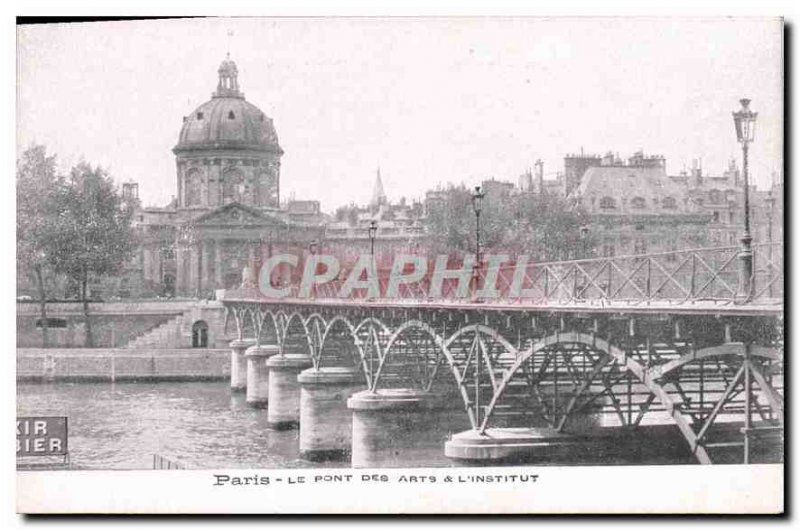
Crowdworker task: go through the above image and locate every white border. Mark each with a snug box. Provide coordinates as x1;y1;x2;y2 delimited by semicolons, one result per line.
5;0;795;523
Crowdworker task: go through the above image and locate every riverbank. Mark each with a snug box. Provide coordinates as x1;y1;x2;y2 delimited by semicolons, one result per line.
17;348;229;383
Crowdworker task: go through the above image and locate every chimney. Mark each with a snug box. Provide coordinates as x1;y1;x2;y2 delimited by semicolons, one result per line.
535;159;544;194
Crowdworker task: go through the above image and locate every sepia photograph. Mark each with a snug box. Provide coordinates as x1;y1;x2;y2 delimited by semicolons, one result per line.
14;15;784;514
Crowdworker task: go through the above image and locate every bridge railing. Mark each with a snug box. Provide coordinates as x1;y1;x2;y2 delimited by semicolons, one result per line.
230;243;783;306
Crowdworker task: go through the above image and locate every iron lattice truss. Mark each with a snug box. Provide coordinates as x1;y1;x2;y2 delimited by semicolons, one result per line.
223;301;783;465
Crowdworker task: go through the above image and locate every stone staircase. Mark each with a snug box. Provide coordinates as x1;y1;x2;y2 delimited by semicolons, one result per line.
125;313;187;349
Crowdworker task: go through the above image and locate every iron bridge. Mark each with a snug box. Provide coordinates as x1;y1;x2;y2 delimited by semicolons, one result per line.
222;244;784;464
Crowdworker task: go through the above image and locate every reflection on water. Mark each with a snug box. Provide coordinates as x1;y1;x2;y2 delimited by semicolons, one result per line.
16;382;472;470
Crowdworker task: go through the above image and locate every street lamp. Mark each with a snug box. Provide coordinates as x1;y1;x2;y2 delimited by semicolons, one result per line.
732;98;758;302
368;220;378;260
471;186;485;266
471;186;485;302
309;239;318;255
580;224;590;259
765;192;776;298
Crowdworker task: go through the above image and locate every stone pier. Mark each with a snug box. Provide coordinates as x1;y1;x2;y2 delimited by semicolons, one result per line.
347;389;443;468
266;354;313;430
297;367;366;461
245;345;280;407
444;427;581;463
229;338;255;392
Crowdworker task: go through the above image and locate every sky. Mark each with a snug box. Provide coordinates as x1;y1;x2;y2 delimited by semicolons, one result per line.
17;17;783;211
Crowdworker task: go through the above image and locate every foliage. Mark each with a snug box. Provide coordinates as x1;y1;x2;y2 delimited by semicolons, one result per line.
424;184;593;261
45;161;138;345
17;145;63;283
47;162;138;286
17;145;65;345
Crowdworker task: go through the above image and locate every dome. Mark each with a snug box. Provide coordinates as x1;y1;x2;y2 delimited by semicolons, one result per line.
173;56;282;155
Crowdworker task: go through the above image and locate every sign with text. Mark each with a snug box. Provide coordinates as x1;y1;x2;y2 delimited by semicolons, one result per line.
17;417;68;456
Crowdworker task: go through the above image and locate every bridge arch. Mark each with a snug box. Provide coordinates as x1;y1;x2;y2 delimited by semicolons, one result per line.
282;311;313;356
256;309;281;345
481;330;783;464
318;315;369;385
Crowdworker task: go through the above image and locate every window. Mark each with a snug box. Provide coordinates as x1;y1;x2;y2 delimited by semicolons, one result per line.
196;112;204;120
35;318;67;329
712;211;720;223
184;169;202;207
631;196;646;209
192;321;209;348
666;239;678;262
599;196;616;209
634;239;648;255
729;212;736;224
222;169;247;204
694;197;704;206
228;111;235;120
662;196;677;209
709;189;722;204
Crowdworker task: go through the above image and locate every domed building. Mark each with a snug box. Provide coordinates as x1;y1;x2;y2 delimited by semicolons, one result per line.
135;56;327;297
174;54;283;211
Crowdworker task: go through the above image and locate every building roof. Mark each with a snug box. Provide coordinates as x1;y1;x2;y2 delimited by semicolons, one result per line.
174;56;282;155
575;166;691;215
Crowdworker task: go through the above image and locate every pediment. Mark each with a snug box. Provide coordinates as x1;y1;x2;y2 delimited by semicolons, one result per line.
191;203;286;227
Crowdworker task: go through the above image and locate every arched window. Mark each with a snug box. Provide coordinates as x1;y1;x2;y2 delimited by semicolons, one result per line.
631;196;646;209
222;169;247;204
184;169;202;207
228;110;235;120
192;321;209;348
599;196;616;209
662;196;677;209
259;172;278;207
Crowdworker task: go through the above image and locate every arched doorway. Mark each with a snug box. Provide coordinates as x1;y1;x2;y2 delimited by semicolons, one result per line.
192;320;209;348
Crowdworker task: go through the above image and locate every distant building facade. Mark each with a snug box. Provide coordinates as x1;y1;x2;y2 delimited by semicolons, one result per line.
129;56;328;298
563;150;782;258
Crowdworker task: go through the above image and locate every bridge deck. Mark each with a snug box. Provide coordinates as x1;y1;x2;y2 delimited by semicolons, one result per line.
223;294;783;317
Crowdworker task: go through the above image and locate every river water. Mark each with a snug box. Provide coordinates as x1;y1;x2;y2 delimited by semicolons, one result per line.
17;381;475;470
17;381;708;470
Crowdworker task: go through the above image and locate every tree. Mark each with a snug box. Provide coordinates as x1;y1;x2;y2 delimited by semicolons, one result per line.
424;184;591;261
47;162;137;346
17;145;65;347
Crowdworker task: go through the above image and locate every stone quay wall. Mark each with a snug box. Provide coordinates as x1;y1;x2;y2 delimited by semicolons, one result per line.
17;348;230;383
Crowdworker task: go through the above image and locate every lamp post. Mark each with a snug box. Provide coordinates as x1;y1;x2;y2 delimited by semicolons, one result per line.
471;186;485;266
766;193;776;298
580;224;590;259
732;98;758;302
368;220;378;261
471;186;485;300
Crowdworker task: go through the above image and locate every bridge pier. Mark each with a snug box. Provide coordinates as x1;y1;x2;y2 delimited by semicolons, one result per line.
266;354;313;429
229;338;256;392
298;367;365;461
347;389;443;468
444;428;581;463
245;345;280;407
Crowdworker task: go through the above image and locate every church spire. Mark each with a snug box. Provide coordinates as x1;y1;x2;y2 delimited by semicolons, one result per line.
371;167;387;209
214;53;243;98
